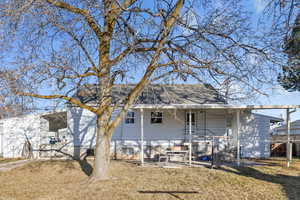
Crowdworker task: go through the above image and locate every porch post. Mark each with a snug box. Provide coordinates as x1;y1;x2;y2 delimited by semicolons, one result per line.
286;108;292;167
236;110;240;167
189;109;192;166
140;108;144;166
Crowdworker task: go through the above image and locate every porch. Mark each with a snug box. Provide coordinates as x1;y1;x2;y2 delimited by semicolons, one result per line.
131;104;299;167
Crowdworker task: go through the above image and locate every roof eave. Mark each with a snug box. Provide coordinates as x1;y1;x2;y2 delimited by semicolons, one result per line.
131;104;300;110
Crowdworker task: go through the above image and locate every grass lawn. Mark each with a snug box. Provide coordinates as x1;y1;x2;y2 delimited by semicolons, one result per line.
0;158;299;200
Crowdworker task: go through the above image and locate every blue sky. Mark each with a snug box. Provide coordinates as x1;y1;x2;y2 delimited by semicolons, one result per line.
254;86;300;121
247;0;300;120
8;0;300;121
50;0;300;121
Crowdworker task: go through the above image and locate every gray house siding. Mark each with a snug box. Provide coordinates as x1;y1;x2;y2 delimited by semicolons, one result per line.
0;108;273;159
66;107;229;159
66;108;271;159
67;108;229;143
232;113;271;158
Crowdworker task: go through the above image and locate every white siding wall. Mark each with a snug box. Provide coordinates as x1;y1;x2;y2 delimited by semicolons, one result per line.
236;112;271;158
67;107;97;148
67;108;187;144
67;108;228;157
0;108;272;159
0;114;48;158
67;108;229;143
68;107;226;157
143;109;186;140
204;110;227;136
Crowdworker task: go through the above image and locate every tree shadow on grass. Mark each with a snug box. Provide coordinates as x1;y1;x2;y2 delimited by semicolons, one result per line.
218;165;300;200
138;190;198;200
77;155;93;176
39;148;94;176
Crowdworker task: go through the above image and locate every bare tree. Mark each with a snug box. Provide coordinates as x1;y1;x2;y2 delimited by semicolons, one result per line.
0;69;32;118
264;1;300;91
257;0;300;91
0;0;279;181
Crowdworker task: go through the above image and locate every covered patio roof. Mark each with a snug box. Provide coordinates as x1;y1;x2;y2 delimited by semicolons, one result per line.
41;111;67;132
135;104;299;168
132;104;300;110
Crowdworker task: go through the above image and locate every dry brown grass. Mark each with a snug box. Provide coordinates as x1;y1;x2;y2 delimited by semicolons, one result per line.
0;158;299;200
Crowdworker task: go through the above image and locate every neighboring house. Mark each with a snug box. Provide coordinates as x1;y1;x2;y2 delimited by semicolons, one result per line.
0;111;67;158
273;119;300;135
0;84;286;160
271;120;300;157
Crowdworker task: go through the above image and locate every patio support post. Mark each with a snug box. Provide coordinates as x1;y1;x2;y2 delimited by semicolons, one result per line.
140;108;144;166
286;108;291;168
189;109;192;166
236;110;241;167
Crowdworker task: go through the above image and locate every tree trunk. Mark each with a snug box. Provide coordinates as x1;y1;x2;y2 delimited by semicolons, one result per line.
91;115;111;180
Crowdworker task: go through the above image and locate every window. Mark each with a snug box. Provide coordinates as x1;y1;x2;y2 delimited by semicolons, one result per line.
151;112;163;124
125;111;135;124
186;113;196;125
86;148;95;156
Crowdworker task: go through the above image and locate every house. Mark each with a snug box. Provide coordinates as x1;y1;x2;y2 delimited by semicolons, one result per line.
0;84;293;164
271;120;300;157
0;110;67;158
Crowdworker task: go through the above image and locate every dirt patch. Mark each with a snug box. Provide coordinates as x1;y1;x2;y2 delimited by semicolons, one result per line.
0;159;299;200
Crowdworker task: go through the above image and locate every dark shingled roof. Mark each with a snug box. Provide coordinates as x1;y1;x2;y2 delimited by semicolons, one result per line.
76;84;226;105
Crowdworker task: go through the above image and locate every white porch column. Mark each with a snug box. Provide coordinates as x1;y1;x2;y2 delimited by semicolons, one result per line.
286;108;292;167
236;110;240;167
189;109;192;166
140;108;144;166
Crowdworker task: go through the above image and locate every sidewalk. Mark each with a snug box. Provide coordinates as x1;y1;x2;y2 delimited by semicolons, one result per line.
0;159;33;172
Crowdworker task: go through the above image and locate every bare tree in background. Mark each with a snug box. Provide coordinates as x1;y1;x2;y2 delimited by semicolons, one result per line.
0;70;32;118
0;0;279;181
258;0;300;91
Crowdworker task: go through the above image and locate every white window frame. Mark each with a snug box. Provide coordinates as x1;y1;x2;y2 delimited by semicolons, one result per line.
186;112;196;126
151;111;163;124
185;112;196;134
125;111;135;124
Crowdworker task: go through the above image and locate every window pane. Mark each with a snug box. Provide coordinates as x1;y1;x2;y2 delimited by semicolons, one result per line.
151;112;155;118
151;112;162;124
125;118;134;124
125;111;135;124
151;118;162;123
126;111;134;118
151;112;162;117
186;113;195;123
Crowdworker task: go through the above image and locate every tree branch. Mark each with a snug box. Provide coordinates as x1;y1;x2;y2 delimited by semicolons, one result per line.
108;0;184;134
52;23;98;71
16;91;98;113
46;0;103;39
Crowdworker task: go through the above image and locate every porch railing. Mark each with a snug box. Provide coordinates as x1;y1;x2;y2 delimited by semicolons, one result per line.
183;128;230;140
